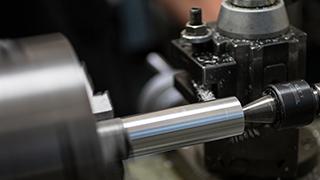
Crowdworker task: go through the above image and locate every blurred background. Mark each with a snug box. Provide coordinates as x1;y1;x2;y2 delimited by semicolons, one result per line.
0;0;318;117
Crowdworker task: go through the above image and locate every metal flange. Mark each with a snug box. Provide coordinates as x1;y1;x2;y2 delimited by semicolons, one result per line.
229;0;277;8
217;0;289;39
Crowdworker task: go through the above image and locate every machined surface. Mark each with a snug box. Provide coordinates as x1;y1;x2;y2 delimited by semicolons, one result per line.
229;0;277;8
122;97;244;157
97;118;128;180
243;95;277;124
123;121;320;180
217;0;289;39
266;80;317;129
0;34;106;180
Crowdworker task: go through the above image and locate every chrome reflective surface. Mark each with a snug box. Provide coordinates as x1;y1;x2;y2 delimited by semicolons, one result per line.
243;95;277;124
0;34;104;179
122;97;244;157
217;0;289;39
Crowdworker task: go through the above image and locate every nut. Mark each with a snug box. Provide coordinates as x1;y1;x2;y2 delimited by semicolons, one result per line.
185;22;209;36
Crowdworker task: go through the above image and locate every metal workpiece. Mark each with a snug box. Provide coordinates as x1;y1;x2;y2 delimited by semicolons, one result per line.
217;0;289;39
97;119;128;159
97;119;129;179
0;34;108;180
121;97;244;157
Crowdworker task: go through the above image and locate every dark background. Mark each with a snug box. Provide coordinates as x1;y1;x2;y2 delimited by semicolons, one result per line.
0;0;318;116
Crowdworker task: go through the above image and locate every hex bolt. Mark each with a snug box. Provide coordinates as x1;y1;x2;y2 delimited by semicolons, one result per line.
181;7;212;44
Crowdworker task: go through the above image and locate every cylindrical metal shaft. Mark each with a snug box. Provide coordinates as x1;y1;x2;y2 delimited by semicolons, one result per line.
120;97;244;157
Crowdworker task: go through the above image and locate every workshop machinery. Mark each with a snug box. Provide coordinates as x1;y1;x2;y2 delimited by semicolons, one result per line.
0;0;319;179
0;33;247;180
170;0;311;179
0;31;319;180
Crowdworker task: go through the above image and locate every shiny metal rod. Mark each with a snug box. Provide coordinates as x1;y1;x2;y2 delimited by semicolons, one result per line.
121;97;244;157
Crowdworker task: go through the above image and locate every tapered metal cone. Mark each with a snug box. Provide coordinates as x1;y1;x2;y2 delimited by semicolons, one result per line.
243;95;277;124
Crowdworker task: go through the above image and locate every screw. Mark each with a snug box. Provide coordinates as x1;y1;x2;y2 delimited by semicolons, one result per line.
189;7;203;26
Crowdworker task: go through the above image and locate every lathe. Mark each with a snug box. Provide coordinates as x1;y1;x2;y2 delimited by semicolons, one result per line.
0;0;319;180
